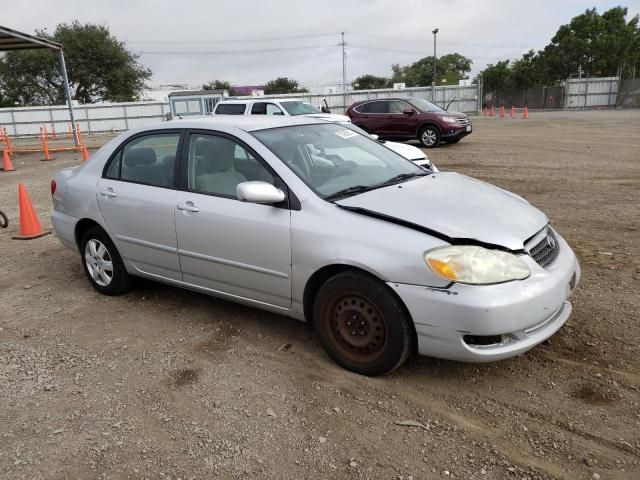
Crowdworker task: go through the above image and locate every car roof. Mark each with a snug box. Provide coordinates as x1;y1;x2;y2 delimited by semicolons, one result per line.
164;114;326;132
353;97;414;105
216;98;311;105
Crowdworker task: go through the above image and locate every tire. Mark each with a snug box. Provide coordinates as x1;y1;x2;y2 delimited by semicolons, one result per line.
80;226;132;295
0;210;7;228
312;271;414;376
418;125;441;148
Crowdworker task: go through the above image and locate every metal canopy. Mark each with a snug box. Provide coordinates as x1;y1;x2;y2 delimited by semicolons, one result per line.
0;25;78;144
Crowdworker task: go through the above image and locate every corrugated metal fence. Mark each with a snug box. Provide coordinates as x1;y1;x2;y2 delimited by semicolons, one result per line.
235;85;480;115
0;101;169;137
564;77;619;108
1;78;636;137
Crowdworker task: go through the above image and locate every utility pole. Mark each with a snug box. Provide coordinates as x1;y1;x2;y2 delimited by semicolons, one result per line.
432;28;439;102
340;31;347;113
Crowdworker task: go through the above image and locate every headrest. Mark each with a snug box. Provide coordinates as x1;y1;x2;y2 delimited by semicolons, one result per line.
196;137;236;173
124;147;156;167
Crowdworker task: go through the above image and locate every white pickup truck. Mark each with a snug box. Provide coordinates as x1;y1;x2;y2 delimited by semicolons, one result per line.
213;99;350;122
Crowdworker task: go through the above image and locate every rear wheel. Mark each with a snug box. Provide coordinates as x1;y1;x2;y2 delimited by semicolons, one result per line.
418;125;440;148
80;226;132;295
313;272;414;376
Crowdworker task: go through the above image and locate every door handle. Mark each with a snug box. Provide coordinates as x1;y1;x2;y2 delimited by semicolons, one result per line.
99;188;117;198
176;202;199;213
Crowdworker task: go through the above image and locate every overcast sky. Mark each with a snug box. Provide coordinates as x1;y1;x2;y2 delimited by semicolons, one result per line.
3;0;639;88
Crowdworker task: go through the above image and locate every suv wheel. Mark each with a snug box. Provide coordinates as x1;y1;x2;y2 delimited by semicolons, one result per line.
313;272;414;376
419;125;440;148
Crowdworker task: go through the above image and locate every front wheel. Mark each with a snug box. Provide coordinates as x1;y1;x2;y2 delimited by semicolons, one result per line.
418;126;440;148
313;272;414;376
81;226;132;295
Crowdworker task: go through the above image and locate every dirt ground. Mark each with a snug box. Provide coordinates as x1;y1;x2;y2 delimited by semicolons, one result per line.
1;110;639;480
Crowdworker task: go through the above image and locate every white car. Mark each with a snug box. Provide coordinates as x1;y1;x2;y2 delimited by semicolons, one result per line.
338;122;437;171
213;98;350;123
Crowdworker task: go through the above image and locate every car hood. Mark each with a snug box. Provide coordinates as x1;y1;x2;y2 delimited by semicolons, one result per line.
336;172;547;250
383;141;426;161
304;113;351;122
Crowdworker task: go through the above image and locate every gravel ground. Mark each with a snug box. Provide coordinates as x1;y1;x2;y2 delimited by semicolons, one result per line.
0;110;639;480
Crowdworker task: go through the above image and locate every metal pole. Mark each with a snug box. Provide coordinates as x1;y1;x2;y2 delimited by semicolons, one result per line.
341;31;347;113
58;50;79;145
432;28;438;102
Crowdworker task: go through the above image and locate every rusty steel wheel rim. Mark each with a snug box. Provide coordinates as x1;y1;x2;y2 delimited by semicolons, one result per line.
324;293;388;364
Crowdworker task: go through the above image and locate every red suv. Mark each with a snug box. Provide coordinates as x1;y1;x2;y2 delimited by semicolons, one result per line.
346;98;472;148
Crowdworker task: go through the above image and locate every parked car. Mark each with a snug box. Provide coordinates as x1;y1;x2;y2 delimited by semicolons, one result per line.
214;98;350;123
347;97;472;148
51;116;579;376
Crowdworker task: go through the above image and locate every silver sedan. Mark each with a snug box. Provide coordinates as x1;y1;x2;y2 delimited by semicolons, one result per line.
51;116;580;376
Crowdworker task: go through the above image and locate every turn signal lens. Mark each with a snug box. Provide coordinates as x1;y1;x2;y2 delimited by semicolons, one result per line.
426;258;458;281
425;246;530;285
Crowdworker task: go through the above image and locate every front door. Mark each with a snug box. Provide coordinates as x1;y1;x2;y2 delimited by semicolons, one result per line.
97;131;183;280
174;131;292;308
380;100;416;137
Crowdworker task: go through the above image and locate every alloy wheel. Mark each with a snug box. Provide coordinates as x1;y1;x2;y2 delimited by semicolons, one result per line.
84;239;114;287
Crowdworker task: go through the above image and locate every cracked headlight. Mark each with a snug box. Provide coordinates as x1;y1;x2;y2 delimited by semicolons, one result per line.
424;246;530;285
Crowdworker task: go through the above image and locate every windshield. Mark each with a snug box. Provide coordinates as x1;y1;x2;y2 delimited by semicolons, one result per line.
252;123;425;200
280;101;322;116
410;98;446;113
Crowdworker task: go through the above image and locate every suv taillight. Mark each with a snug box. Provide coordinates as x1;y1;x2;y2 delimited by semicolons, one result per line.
50;179;56;196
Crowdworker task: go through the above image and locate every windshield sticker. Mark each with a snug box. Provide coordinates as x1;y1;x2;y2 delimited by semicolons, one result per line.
334;129;358;139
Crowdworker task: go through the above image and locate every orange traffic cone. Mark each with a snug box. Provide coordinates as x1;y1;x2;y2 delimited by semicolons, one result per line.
523;106;529;119
483;106;488;116
500;106;505;118
510;106;515;118
12;184;52;240
2;149;15;172
81;144;89;161
490;106;495;116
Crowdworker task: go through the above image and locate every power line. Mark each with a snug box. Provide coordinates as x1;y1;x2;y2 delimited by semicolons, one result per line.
138;44;336;55
128;32;338;45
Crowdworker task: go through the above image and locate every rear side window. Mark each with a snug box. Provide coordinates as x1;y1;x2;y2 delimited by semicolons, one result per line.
215;103;246;115
356;101;389;114
104;133;180;188
251;102;284;115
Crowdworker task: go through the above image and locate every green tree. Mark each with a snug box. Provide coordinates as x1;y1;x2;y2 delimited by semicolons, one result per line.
0;21;151;106
390;53;472;87
263;77;308;94
203;80;236;95
542;7;639;79
479;60;512;92
352;74;390;90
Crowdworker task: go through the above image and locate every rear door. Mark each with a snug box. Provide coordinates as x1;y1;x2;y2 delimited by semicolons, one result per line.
353;100;388;134
174;130;292;308
97;131;183;280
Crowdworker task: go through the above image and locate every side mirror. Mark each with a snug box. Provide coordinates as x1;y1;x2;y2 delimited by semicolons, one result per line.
236;181;285;204
402;108;415;115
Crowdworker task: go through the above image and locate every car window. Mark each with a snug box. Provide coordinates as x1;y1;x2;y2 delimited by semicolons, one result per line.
215;103;247;115
187;133;274;197
356;101;389;114
389;100;411;113
266;103;284;115
105;133;180;188
280;101;321;115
